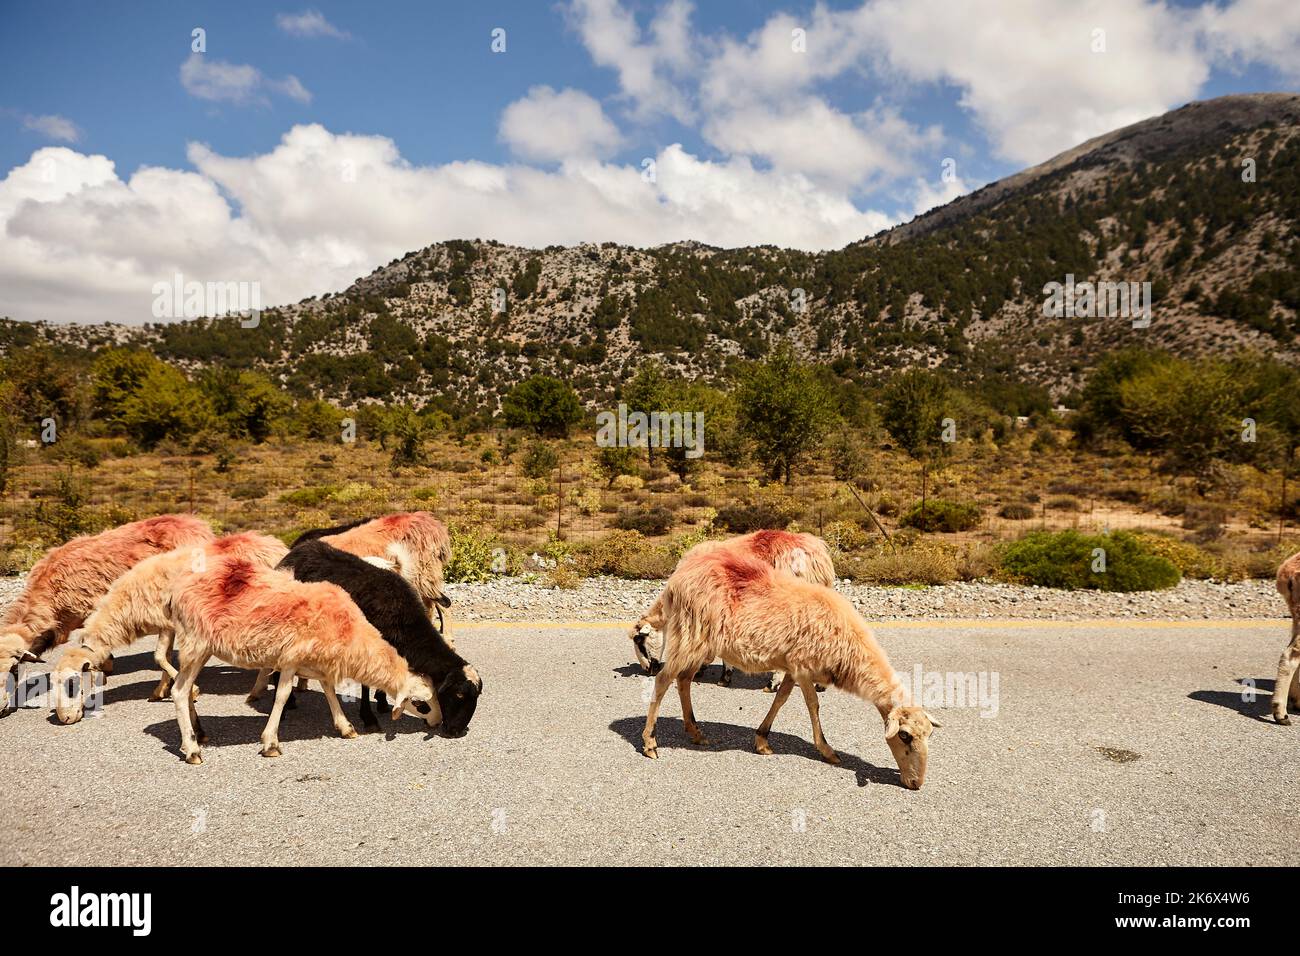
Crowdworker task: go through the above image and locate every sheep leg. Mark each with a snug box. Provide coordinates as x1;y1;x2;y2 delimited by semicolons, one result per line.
676;674;709;746
359;686;380;732
246;668;272;705
755;674;795;755
641;670;674;759
172;651;209;765
718;661;733;687
260;667;297;757
149;630;181;702
1271;622;1300;724
799;677;839;764
322;684;358;739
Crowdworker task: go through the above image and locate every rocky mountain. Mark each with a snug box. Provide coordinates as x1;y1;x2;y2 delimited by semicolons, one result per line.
3;92;1298;414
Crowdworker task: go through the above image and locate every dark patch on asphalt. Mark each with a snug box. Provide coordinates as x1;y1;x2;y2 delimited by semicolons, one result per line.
1096;746;1141;763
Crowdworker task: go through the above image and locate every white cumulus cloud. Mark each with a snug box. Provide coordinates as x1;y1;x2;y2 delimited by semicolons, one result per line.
499;86;624;162
0;128;896;325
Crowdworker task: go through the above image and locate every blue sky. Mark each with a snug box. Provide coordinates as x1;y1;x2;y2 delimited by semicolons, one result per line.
0;0;1297;323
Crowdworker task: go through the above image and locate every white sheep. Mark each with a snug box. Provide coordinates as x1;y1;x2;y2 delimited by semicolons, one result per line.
630;529;835;690
50;532;288;724
643;546;939;789
167;556;436;764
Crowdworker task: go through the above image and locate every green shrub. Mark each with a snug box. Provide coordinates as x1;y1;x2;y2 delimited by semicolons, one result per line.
997;530;1180;591
596;445;639;486
279;485;339;507
522;441;558;479
410;485;439;503
1131;533;1225;579
577;530;676;579
998;502;1036;520
900;499;981;533
444;526;502;583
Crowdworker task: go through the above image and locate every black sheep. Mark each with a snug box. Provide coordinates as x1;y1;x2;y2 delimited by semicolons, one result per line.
275;540;481;736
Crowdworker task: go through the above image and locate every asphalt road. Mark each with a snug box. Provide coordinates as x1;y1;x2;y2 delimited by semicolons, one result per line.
1;618;1296;866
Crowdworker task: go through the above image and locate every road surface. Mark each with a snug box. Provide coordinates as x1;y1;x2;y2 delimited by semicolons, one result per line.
1;619;1295;866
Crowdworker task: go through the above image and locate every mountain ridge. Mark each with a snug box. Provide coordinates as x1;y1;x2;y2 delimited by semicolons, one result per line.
3;92;1298;414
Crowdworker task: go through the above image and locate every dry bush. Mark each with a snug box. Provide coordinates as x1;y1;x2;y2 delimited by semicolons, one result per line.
841;545;958;586
1045;496;1081;512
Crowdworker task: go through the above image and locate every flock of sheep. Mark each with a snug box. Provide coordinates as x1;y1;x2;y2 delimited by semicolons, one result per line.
0;512;481;764
1;512;1298;790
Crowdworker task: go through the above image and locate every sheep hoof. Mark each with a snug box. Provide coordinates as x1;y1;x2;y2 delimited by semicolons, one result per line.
642;744;658;759
184;753;203;766
719;674;732;687
191;685;201;701
148;691;166;703
820;750;841;765
754;737;773;755
815;684;826;693
340;727;358;739
261;745;282;758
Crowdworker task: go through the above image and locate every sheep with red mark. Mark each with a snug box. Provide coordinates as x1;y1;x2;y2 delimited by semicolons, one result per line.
290;512;453;616
255;512;452;705
630;530;835;690
642;548;940;790
1271;550;1300;724
50;532;288;724
0;514;213;715
167;556;436;763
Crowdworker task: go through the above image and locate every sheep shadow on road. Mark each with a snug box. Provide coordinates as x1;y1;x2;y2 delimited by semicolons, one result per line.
1187;677;1279;723
607;715;903;788
609;662;773;691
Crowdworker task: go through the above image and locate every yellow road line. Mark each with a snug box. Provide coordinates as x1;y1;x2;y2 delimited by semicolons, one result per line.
451;618;1286;630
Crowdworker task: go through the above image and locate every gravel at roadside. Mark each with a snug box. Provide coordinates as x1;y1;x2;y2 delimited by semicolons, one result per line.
444;575;1287;622
1;573;1285;627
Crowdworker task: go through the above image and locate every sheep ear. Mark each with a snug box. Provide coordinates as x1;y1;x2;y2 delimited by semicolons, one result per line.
884;714;900;739
390;693;408;721
80;660;93;672
925;711;942;729
19;651;42;664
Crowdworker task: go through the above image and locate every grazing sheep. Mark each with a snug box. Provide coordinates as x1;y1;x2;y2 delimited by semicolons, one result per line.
167;556;436;764
642;548;940;790
0;514;213;714
273;540;481;735
290;512;453;614
1271;550;1300;724
630;530;835;690
50;533;288;724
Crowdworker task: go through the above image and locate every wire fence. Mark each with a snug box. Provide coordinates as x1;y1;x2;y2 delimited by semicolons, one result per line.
3;434;1288;577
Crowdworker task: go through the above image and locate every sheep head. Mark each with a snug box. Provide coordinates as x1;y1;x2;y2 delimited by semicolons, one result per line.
0;633;41;715
51;650;99;725
390;673;436;723
629;618;664;675
883;705;941;791
436;664;482;737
